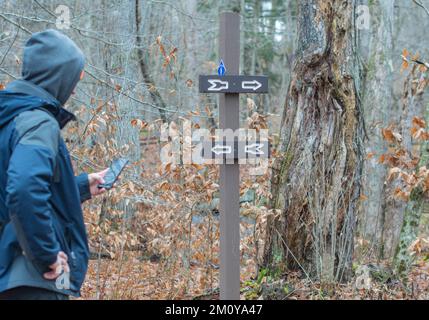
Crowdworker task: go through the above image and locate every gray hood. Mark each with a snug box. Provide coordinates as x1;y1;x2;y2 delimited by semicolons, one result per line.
19;29;85;106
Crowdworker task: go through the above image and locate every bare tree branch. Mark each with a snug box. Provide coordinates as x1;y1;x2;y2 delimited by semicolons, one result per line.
0;28;19;67
413;0;429;17
0;12;31;34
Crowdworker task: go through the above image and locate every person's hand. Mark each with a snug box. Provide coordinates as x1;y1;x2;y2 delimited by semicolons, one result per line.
43;251;70;280
88;169;109;197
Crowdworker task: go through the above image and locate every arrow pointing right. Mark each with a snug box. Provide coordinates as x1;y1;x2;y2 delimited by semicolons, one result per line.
242;80;262;91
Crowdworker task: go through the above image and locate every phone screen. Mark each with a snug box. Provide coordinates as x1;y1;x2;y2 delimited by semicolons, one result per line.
98;158;129;190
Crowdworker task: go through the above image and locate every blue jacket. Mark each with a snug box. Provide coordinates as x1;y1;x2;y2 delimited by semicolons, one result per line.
0;29;90;297
0;88;91;297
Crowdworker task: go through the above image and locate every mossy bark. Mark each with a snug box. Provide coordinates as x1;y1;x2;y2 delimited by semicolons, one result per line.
264;0;363;283
393;140;429;278
393;189;424;278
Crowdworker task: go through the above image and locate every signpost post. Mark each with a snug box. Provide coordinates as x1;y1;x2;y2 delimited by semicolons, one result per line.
199;12;269;300
219;12;240;301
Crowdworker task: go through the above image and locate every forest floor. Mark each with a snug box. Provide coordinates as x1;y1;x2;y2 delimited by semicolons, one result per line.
77;143;429;300
79;240;429;300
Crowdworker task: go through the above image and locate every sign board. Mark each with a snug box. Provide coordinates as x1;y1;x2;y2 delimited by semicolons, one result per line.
202;140;271;161
199;75;269;94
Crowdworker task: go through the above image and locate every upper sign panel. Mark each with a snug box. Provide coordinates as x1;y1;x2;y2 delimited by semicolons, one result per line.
199;75;269;94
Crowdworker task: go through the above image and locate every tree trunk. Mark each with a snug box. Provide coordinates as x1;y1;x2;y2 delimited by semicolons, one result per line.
135;0;167;122
264;0;363;283
359;0;395;259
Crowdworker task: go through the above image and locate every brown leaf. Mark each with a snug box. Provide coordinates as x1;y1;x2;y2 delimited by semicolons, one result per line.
422;132;429;140
159;44;166;58
394;187;410;201
192;163;204;171
169;47;178;62
382;127;402;143
131;119;139;127
401;60;409;72
164;162;172;174
128;181;135;193
366;152;376;160
382;128;395;142
418;166;428;177
186;79;193;87
162;55;171;68
359;194;368;201
399;172;416;186
412;127;424;140
412;116;426;128
205;105;213;117
387;167;401;181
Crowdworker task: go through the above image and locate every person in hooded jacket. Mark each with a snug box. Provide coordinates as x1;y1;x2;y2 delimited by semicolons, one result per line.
0;29;109;300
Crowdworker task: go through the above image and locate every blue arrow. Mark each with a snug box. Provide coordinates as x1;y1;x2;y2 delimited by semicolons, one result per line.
218;60;226;76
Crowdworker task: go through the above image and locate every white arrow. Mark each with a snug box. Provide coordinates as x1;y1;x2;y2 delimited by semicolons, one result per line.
245;143;265;155
212;145;232;155
242;80;262;91
208;79;229;91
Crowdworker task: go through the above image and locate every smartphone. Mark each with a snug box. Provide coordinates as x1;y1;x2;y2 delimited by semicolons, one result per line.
98;158;129;190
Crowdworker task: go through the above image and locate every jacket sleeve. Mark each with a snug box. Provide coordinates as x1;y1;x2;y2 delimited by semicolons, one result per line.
75;173;92;203
5;110;61;273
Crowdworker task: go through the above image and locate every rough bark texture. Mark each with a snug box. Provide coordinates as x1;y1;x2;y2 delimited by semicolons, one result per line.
264;0;363;283
359;0;395;259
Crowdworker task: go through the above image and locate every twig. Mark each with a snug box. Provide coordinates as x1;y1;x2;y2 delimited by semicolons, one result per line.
276;230;314;285
413;0;429;17
0;67;17;79
0;28;19;67
85;69;181;116
0;13;31;34
401;54;429;69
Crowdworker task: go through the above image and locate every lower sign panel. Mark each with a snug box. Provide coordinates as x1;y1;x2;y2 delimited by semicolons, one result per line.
202;140;271;162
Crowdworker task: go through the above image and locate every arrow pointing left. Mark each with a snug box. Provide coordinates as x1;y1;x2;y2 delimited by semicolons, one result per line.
208;79;229;91
212;145;232;155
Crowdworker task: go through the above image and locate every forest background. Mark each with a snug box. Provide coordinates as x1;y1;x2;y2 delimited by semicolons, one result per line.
1;0;429;300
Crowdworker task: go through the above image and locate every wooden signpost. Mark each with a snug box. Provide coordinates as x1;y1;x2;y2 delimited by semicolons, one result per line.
199;12;269;300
